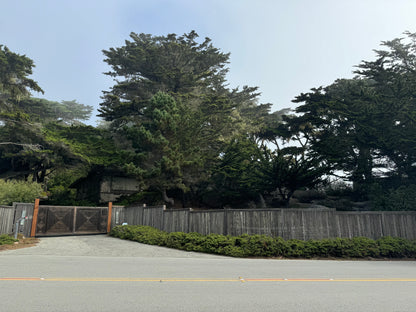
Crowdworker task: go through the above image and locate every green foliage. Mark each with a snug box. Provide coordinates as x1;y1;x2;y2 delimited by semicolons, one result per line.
110;225;416;259
0;234;18;245
99;31;231;122
293;189;326;203
377;236;416;258
0;45;43;112
289;79;380;200
122;92;204;201
109;225;167;246
0;179;43;205
355;32;416;184
43;123;122;166
212;137;270;206
115;191;161;206
43;169;86;205
288;32;416;201
0;122;119;183
99;31;270;207
0;46;97;188
13;98;93;125
324;181;354;197
370;184;416;211
263;147;328;206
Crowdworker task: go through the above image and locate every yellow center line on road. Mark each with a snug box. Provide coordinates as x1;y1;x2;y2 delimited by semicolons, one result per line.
45;278;241;282
1;277;416;282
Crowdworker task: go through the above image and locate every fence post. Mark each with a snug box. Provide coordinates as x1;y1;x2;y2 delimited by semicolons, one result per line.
187;208;193;233
73;207;77;234
224;208;228;236
30;199;40;237
107;202;113;233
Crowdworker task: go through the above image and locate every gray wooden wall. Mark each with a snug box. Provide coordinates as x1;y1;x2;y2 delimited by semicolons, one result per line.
0;205;15;235
0;203;34;236
121;206;416;240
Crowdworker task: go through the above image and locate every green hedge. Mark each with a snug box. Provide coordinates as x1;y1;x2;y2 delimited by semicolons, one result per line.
0;234;18;245
109;225;416;259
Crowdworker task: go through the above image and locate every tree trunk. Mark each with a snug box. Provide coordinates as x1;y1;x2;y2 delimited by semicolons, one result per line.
162;189;174;206
352;146;373;200
258;193;267;208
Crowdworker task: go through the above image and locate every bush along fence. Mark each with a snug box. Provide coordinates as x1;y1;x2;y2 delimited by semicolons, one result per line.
109;225;416;259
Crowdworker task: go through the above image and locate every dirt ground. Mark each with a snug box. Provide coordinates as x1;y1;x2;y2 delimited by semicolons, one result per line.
0;235;39;252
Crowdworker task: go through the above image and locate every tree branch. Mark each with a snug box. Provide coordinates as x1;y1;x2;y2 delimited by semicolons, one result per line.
0;142;42;150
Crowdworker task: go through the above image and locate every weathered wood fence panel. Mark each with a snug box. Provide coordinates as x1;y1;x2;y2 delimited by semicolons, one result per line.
111;206;125;228
189;210;225;235
0;203;34;236
142;206;165;230
334;211;416;240
227;210;281;237
13;203;35;237
380;212;416;239
124;205;144;226
163;209;189;233
0;206;15;234
280;209;336;240
335;212;381;239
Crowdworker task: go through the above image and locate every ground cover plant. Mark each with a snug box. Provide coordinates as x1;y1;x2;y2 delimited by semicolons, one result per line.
0;234;39;252
110;225;416;259
0;234;18;245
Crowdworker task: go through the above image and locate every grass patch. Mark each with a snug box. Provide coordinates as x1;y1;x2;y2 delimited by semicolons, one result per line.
0;234;39;251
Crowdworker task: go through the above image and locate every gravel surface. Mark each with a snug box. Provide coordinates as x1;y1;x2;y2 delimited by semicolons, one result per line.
0;234;224;258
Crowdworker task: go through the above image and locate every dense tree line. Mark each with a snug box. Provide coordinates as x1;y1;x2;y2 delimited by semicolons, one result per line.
1;32;416;210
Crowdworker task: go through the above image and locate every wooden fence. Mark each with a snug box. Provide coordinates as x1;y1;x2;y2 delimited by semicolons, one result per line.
2;202;416;240
0;205;15;235
121;205;416;240
0;203;125;236
0;203;35;236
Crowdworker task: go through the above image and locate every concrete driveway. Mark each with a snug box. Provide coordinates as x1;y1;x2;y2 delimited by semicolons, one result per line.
0;234;224;258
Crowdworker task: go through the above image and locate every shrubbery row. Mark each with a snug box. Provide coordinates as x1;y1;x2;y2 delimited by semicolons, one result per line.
110;225;416;259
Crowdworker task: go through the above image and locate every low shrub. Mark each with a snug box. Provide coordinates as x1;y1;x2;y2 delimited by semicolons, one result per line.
0;234;18;245
109;225;416;259
109;225;167;246
370;184;416;211
0;179;44;205
377;236;416;258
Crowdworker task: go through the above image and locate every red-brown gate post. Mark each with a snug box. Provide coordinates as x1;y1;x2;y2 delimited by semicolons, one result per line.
107;202;113;233
30;199;40;237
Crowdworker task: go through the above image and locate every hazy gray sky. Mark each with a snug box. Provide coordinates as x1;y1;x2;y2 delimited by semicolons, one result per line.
2;0;416;125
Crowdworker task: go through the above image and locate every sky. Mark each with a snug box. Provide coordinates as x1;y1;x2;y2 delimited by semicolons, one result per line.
2;0;416;125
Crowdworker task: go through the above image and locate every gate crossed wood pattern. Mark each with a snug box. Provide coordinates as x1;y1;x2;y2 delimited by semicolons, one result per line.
35;206;109;236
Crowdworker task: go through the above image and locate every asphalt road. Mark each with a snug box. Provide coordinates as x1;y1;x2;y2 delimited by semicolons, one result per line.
1;235;416;312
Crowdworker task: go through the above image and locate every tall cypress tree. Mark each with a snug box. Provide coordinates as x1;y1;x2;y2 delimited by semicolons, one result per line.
98;31;266;206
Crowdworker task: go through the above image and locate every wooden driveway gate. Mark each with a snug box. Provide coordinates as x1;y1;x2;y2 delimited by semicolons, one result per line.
34;206;109;236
